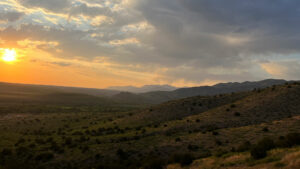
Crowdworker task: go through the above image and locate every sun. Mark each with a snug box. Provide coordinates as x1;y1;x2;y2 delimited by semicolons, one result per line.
2;49;17;62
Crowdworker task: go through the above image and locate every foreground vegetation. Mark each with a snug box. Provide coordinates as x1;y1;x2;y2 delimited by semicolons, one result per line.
0;82;300;169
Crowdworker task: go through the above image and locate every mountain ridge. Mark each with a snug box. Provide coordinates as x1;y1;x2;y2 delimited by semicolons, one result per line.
107;84;177;93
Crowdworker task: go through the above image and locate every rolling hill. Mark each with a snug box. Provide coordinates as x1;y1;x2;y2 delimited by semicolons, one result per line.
138;79;289;104
0;79;291;106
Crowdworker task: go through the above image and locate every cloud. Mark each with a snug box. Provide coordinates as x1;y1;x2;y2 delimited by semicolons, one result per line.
1;0;300;87
0;11;25;22
69;3;112;18
17;0;71;12
261;60;300;80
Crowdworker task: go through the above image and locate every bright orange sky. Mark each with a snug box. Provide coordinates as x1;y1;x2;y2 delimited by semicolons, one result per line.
0;48;210;88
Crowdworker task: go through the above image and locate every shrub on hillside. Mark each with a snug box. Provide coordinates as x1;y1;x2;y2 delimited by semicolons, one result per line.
1;148;12;156
285;133;300;146
234;112;241;116
237;141;251;152
117;148;128;160
144;158;165;169
170;153;194;166
64;137;73;145
251;145;267;159
262;127;269;132
187;144;199;151
250;137;275;159
35;152;54;162
276;133;300;148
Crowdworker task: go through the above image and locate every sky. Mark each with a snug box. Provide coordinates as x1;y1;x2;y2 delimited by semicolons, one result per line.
0;0;300;88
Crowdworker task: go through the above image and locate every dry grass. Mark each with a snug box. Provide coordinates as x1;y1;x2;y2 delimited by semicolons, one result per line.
166;147;300;169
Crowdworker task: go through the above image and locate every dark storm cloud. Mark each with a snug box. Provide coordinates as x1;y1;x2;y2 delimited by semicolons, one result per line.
135;0;300;63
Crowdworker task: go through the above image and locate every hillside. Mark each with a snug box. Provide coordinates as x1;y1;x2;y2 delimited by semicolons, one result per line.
138;79;289;104
167;146;300;169
0;82;299;169
0;82;119;97
0;79;291;105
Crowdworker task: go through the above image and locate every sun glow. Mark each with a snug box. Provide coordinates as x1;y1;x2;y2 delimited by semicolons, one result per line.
1;49;17;62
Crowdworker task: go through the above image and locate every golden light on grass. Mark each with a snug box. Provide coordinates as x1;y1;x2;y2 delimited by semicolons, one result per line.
1;49;17;63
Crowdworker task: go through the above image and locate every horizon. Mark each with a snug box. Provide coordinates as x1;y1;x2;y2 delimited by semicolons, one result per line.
0;78;293;91
1;0;300;88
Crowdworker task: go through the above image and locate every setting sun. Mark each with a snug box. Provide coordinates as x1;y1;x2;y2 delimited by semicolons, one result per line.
1;49;17;62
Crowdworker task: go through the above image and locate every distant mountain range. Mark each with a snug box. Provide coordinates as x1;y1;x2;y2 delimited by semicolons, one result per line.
0;79;294;105
107;85;177;93
115;79;291;104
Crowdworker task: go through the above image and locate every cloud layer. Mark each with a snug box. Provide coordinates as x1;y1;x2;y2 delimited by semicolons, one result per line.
1;0;300;87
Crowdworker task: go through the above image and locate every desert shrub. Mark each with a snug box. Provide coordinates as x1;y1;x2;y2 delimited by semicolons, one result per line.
215;139;222;146
230;104;236;108
144;158;165;169
50;142;64;154
195;119;200;123
170;153;194;166
1;148;12;156
175;138;181;142
285;133;300;146
251;146;267;159
81;145;89;153
72;131;83;135
95;139;101;144
237;141;251;152
35;152;54;162
234;112;241;116
95;153;102;159
35;138;45;144
29;143;36;148
15;138;26;146
262;127;269;132
212;131;219;136
251;137;275;159
65;137;73;145
276;133;300;148
214;149;228;157
258;138;275;150
117;148;128;160
16;146;30;156
187;144;199;151
79;136;87;142
203;125;219;132
46;137;54;143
